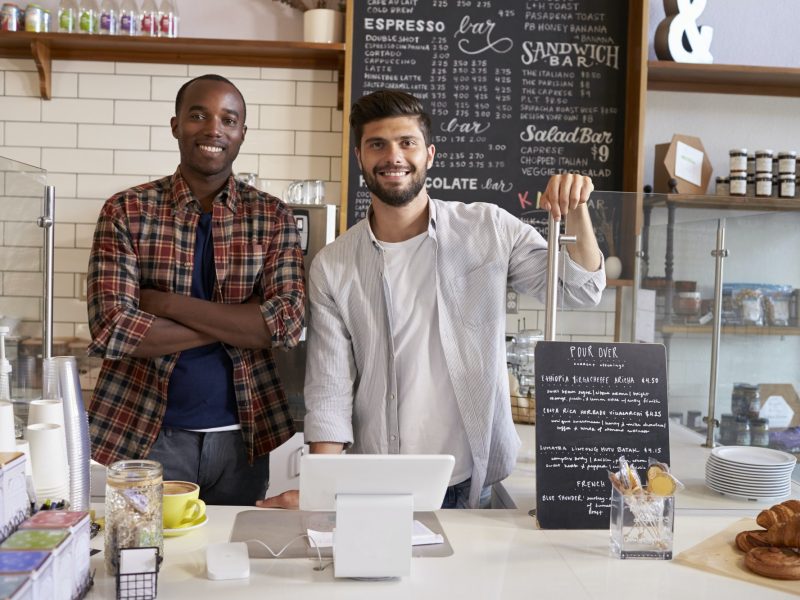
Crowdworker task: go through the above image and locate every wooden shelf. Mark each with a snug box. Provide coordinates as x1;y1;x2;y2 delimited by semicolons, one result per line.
606;278;633;288
643;194;800;212
661;324;800;336
648;60;800;97
0;32;346;103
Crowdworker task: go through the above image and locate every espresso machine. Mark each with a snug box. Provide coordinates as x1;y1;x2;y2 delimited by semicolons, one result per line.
274;203;338;430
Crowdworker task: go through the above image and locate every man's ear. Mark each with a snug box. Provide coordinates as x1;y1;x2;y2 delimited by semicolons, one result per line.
427;144;436;169
354;147;363;171
242;124;247;140
170;116;178;139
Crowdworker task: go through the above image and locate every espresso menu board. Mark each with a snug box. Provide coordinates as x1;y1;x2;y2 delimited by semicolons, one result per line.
534;341;670;529
345;0;628;250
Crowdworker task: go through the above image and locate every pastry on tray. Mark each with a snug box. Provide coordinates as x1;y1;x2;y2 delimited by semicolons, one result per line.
744;547;800;581
757;499;800;529
735;529;771;553
734;500;800;580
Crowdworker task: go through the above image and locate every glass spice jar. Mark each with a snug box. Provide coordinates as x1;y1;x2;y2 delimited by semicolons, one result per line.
755;173;773;197
779;151;797;175
729;148;748;173
750;418;770;447
734;415;751;446
105;459;163;575
674;291;701;317
732;383;758;417
779;174;796;198
755;149;774;174
745;385;761;419
729;171;747;196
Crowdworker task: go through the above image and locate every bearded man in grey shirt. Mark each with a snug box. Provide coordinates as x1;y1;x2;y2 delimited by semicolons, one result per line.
260;90;605;510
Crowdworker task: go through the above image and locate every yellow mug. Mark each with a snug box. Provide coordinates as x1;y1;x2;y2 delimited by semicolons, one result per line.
162;481;206;529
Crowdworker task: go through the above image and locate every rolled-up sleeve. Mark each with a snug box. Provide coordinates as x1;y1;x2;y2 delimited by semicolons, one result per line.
258;205;305;350
87;201;156;360
503;208;605;307
302;255;356;445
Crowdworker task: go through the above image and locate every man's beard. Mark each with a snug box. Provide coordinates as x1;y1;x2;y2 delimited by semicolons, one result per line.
362;164;427;207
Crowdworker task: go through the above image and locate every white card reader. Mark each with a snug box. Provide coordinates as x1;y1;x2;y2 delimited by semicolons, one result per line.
206;542;250;581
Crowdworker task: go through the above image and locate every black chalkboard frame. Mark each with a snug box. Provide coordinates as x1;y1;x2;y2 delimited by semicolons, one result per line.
534;341;671;530
338;1;648;279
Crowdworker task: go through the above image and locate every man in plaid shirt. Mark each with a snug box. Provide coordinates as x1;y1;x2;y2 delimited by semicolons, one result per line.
87;74;305;505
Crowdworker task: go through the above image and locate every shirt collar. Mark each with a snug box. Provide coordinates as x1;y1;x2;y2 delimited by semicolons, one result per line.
170;168;238;213
365;195;438;248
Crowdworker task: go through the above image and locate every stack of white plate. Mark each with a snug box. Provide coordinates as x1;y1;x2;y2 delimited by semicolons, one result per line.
705;446;796;501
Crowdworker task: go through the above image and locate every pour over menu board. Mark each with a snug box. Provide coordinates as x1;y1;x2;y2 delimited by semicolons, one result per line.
345;0;628;251
534;341;670;529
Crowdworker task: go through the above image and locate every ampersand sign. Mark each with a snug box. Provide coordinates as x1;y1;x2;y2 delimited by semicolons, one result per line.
654;0;714;64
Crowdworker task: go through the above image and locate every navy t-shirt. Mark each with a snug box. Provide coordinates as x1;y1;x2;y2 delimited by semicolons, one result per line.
163;211;238;429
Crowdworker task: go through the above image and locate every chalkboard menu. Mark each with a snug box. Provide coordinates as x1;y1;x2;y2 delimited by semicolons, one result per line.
345;0;629;254
534;341;670;529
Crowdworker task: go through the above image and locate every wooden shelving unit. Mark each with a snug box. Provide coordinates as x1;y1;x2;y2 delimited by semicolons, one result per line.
647;61;800;97
661;324;800;336
0;32;346;104
643;194;800;212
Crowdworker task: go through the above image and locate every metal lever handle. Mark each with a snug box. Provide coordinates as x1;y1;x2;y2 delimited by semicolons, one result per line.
544;214;577;341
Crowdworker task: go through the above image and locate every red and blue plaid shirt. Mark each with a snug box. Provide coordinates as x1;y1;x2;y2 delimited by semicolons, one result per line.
87;170;304;465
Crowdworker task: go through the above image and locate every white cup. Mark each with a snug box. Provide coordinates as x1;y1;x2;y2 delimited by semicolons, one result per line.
25;423;69;490
27;398;65;428
27;398;68;456
0;401;16;452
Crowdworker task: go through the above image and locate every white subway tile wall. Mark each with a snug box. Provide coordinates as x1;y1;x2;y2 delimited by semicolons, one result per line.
0;60;616;350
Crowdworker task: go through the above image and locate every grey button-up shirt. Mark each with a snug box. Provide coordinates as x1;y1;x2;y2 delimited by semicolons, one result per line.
303;198;606;507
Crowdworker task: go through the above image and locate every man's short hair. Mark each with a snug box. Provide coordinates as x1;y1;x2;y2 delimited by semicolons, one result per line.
174;74;247;122
350;89;432;148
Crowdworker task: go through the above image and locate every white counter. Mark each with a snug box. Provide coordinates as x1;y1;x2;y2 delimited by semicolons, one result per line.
83;423;800;599
85;507;796;600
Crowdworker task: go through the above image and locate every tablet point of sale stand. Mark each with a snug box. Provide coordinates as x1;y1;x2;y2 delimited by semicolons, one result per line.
299;454;454;579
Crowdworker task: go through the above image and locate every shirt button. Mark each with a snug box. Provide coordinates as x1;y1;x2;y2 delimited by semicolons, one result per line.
390;435;397;441
389;394;395;400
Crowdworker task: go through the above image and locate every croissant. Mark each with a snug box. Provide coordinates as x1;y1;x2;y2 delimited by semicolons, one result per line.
766;515;800;547
757;499;800;529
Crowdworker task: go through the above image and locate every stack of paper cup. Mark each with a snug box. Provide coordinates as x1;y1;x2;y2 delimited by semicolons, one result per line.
0;401;16;452
25;423;70;502
27;398;68;455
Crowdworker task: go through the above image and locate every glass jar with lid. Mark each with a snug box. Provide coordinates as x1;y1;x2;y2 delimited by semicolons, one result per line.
729;148;748;173
729;171;747;196
750;418;769;447
755;173;773;197
674;291;701;317
779;151;797;174
779;174;796;198
105;459;163;575
731;383;758;417
755;149;774;173
734;415;751;446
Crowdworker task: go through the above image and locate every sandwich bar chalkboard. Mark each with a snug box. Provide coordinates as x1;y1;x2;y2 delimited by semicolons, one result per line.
343;0;631;257
534;341;670;529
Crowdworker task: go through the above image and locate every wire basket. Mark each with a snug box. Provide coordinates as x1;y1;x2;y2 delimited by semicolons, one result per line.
116;547;161;600
510;394;535;425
